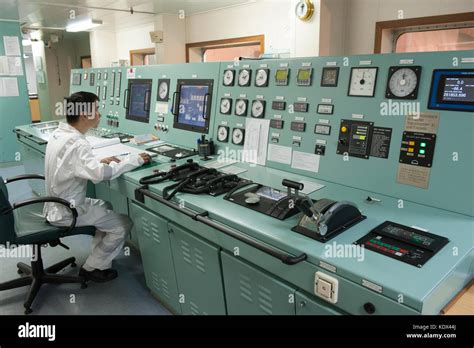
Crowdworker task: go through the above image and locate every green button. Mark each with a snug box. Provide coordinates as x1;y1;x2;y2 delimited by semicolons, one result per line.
420;142;427;147
419;149;426;155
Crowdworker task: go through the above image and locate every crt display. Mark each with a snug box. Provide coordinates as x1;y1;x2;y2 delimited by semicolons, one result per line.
177;85;209;128
441;76;474;103
126;79;152;123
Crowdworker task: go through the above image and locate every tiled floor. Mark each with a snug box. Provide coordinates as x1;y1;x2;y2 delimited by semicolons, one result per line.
0;165;170;315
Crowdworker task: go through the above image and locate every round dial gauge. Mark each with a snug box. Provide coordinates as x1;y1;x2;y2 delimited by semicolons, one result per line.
387;67;421;99
235;99;248;116
223;69;235;86
251;100;265;118
232;128;245;145
238;69;251;87
348;67;378;97
295;0;315;21
255;68;269;87
217;126;229;142
158;81;169;100
220;98;232;114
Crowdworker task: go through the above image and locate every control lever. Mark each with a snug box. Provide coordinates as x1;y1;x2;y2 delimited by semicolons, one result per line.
49;240;70;250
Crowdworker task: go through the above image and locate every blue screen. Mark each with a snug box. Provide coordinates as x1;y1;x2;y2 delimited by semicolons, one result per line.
129;83;149;119
177;85;209;128
429;70;474;112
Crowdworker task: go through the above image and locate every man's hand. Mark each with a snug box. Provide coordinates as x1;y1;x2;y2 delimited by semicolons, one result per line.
139;153;152;165
100;157;121;165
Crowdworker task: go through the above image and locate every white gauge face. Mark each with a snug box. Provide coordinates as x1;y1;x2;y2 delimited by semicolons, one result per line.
223;69;234;86
217;126;229;142
238;69;251;86
388;68;418;98
295;0;308;18
158;82;168;100
220;98;232;114
235;99;248;116
349;68;378;97
232;128;245;145
255;69;269;87
251;100;265;118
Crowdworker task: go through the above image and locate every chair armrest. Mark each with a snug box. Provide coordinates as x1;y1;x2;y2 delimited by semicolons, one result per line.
1;197;78;236
4;174;45;184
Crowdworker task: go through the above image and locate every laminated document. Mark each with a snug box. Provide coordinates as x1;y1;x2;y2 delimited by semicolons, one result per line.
92;143;154;160
3;36;21;56
0;77;19;97
291;151;320;173
244;118;270;166
267;144;292;165
86;136;121;149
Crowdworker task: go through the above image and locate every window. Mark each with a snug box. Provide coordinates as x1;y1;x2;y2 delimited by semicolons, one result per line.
130;48;156;66
186;35;264;63
396;27;474;53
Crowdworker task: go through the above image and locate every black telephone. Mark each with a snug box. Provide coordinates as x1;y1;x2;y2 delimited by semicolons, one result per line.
139;159;200;185
292;198;366;242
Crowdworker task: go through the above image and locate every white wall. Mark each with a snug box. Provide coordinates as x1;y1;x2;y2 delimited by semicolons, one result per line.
116;22;155;61
185;0;321;58
90;30;118;68
344;0;474;55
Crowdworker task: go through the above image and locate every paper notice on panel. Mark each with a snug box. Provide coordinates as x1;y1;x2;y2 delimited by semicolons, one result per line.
397;164;430;189
0;77;19;97
202;159;238;169
7;57;23;75
291;151;320;173
267;144;292;165
0;56;8;74
405;112;440;134
92;143;154;159
244;118;270;166
3;36;21;56
221;166;248;175
155;102;168;114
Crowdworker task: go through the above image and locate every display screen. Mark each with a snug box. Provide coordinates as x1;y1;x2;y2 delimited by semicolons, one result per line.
126;79;152;123
72;73;81;85
276;69;288;81
174;79;213;133
256;187;287;201
177;85;209;128
428;69;474;112
298;69;311;81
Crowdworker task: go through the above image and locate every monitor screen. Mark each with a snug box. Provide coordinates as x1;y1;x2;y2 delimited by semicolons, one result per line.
428;69;474;112
174;79;213;133
126;79;152;123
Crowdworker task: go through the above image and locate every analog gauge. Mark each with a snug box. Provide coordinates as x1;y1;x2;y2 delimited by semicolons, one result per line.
232;128;245;146
386;66;422;99
295;0;315;22
217;126;229;143
255;68;270;87
348;67;379;97
238;69;251;87
321;67;339;87
220;98;232;114
235;99;248;116
223;69;235;86
157;79;170;101
251;100;266;118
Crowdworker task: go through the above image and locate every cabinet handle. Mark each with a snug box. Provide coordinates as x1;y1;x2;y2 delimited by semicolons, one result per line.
136;187;308;266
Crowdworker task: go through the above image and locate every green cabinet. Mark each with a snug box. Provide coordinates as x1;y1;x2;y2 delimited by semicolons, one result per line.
295;291;344;315
221;252;296;315
169;223;226;315
130;203;181;314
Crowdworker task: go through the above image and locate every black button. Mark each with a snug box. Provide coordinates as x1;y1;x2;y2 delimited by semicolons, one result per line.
364;302;376;314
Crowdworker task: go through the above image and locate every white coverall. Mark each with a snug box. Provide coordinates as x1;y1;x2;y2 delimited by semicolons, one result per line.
43;122;144;270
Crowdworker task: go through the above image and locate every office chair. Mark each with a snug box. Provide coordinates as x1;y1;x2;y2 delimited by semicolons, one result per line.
0;174;96;314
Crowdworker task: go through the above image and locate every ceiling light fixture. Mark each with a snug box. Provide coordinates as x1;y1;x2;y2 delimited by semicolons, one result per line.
66;18;103;32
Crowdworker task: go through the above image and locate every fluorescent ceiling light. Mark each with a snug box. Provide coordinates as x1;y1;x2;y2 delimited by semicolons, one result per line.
66;19;103;32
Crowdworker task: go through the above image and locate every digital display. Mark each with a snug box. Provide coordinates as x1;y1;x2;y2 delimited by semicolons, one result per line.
441;77;474;103
428;69;474;112
174;79;213;133
321;67;339;87
297;68;312;86
126;79;152;123
275;69;289;85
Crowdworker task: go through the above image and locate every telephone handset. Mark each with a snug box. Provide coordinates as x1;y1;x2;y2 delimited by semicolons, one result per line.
293;198;365;242
139;159;199;185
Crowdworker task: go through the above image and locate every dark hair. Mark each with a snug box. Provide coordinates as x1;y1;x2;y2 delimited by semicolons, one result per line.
65;91;99;124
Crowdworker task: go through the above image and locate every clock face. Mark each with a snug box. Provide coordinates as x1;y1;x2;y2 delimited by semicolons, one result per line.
235;99;248;116
238;69;251;87
223;69;235;86
251;100;266;118
217;126;229;142
255;68;269;87
232;128;245;145
386;66;421;99
295;0;314;21
220;98;232;114
157;80;170;101
348;67;378;97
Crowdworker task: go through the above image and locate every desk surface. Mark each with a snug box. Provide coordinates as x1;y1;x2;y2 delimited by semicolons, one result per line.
444;282;474;315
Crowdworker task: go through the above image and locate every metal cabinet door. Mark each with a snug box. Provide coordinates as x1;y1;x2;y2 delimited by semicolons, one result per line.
295;291;344;315
221;252;296;315
169;223;226;315
130;203;181;314
94;182;110;202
